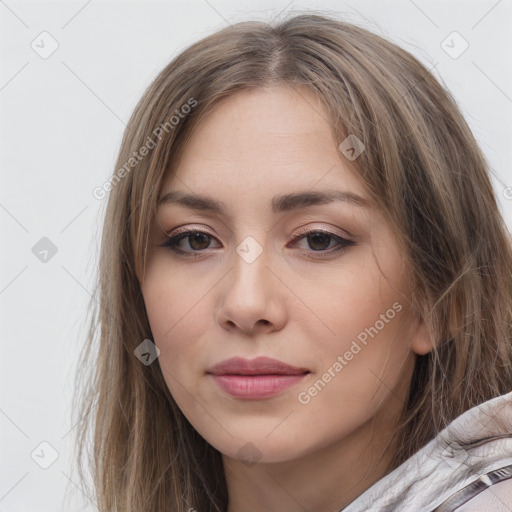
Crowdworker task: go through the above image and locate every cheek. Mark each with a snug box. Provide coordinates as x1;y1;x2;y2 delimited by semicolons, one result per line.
294;255;413;405
142;268;212;418
294;307;415;445
298;255;406;350
141;261;211;367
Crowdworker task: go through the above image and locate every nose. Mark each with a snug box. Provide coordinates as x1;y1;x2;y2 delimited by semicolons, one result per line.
216;244;287;335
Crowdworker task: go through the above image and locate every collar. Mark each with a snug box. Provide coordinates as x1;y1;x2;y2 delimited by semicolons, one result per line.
342;390;512;511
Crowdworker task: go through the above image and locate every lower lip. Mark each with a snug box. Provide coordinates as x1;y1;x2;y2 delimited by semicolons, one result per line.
210;374;308;399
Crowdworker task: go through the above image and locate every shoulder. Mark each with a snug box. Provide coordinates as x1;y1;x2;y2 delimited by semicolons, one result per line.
454;478;512;511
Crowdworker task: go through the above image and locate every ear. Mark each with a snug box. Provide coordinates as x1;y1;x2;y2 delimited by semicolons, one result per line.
410;311;434;356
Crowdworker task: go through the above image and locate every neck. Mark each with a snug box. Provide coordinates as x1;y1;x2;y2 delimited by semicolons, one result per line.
222;403;401;512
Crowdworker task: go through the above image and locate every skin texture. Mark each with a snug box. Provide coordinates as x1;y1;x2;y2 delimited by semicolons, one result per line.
140;85;433;512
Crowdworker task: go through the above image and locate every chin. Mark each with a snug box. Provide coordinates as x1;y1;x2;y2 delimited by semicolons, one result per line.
193;418;319;465
217;436;305;465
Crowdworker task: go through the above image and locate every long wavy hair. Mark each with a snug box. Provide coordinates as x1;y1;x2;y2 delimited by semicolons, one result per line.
73;11;512;512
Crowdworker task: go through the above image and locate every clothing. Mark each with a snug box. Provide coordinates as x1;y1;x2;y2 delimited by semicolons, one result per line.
343;390;512;511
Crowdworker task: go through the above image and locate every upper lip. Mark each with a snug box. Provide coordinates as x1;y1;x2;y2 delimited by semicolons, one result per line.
208;357;310;376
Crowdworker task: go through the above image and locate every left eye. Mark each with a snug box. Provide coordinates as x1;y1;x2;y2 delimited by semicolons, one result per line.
290;230;352;252
159;228;354;257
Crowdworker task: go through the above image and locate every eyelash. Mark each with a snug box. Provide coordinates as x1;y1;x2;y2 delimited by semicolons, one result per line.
158;227;355;259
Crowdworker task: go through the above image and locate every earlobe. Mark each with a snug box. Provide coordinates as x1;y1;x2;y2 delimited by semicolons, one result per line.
411;313;434;356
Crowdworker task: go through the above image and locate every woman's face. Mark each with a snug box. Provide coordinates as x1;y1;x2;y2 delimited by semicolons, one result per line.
140;85;431;464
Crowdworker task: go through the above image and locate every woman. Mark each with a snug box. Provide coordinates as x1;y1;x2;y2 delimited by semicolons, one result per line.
75;12;512;511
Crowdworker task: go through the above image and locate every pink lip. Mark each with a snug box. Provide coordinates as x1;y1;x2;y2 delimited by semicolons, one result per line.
207;357;310;399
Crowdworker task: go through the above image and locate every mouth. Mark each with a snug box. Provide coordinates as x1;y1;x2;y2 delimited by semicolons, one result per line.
207;357;311;399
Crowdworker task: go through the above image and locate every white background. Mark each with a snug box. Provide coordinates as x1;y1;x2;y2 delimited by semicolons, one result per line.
0;0;511;510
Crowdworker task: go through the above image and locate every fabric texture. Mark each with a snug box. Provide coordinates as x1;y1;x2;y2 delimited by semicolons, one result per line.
342;390;512;511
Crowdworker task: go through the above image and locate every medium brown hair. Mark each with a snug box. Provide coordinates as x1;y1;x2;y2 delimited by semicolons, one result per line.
74;11;512;512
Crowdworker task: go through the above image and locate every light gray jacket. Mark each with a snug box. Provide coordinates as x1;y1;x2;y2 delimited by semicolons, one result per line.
343;391;512;511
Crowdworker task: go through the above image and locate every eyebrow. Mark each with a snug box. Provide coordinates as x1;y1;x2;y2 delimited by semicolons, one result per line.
157;189;372;215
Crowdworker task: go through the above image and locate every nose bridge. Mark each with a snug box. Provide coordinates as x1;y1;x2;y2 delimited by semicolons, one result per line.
231;234;269;294
235;234;266;268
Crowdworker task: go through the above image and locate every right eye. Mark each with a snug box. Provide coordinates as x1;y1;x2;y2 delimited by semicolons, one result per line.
159;228;221;256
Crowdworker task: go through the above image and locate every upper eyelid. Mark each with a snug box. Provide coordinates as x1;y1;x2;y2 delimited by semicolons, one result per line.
293;224;353;239
166;226;351;241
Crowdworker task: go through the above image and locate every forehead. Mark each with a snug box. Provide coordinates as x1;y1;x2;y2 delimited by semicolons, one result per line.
160;85;367;202
179;85;332;157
